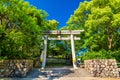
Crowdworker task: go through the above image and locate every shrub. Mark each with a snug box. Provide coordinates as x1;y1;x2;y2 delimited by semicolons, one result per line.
111;49;120;62
79;49;115;62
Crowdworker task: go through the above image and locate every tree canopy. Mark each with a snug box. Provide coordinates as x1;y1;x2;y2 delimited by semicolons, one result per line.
66;0;120;51
0;0;58;59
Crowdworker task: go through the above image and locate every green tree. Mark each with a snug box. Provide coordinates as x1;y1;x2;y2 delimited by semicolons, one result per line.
42;19;59;30
66;0;120;51
0;0;58;59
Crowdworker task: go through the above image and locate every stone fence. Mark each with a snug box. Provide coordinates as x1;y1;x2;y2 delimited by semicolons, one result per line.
0;60;33;77
84;59;119;77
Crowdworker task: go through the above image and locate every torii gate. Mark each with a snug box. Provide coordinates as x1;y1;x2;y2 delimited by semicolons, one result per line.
41;30;84;69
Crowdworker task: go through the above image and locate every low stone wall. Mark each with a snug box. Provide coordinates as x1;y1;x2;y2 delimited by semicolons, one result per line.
84;59;119;77
0;60;33;77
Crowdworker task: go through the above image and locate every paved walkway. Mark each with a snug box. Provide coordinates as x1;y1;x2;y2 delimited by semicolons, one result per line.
0;67;120;80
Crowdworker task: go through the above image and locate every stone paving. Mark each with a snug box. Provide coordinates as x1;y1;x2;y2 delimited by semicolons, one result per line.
0;67;120;80
24;66;92;80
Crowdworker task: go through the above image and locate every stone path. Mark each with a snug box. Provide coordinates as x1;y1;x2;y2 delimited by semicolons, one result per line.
0;67;120;80
24;66;92;80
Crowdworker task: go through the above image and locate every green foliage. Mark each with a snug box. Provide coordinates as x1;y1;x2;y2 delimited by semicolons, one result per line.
47;41;71;59
80;50;112;62
55;55;63;59
42;19;59;30
66;0;120;62
66;0;120;51
80;49;120;62
0;0;58;59
111;49;120;62
0;56;8;60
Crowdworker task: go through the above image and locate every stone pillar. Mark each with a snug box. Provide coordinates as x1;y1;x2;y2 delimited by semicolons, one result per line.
71;34;77;69
41;35;48;69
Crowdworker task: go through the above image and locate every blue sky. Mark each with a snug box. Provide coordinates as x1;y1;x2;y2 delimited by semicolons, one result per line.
25;0;84;28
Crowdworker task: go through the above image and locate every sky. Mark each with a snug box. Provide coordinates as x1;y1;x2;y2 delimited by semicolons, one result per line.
25;0;84;29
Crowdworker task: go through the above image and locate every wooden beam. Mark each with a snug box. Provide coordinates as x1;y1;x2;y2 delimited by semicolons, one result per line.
43;30;84;35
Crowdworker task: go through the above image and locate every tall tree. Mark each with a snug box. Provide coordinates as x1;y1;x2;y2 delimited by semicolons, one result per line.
0;0;58;59
66;0;120;51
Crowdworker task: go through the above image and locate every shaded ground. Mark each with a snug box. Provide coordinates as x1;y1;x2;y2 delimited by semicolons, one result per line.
25;66;92;80
0;67;120;80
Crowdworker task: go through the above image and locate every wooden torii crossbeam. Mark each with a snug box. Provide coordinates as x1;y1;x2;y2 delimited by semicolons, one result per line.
41;30;84;69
